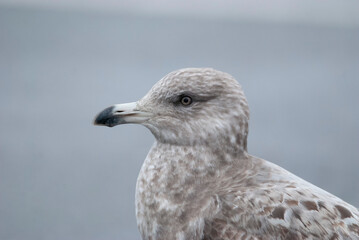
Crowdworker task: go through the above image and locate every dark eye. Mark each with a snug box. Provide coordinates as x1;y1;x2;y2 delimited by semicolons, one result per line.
180;96;192;106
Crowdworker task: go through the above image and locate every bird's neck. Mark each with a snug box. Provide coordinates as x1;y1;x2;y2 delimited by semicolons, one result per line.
148;141;249;170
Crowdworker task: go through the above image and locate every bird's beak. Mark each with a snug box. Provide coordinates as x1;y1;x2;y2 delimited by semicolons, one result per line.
93;102;152;127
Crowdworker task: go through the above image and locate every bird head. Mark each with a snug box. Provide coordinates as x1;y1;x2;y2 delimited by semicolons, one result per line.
94;68;249;152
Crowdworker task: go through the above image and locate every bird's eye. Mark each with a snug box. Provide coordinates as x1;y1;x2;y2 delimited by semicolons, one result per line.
180;96;192;106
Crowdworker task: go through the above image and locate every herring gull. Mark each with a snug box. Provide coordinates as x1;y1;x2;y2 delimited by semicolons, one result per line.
94;68;359;240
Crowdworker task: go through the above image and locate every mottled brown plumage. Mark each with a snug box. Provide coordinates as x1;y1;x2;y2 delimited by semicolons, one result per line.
94;68;359;240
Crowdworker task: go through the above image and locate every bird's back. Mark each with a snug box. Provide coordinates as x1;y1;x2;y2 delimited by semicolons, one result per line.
203;155;359;240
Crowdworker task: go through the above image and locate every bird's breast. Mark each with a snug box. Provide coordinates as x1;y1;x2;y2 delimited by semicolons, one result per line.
134;143;222;239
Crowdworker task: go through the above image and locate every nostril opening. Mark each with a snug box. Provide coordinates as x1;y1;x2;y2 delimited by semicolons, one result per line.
115;110;124;113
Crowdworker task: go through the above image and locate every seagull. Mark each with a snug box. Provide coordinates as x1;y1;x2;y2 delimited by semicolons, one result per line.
94;68;359;240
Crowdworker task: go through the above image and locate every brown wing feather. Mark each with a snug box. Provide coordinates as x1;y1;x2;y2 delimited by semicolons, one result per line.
202;155;359;240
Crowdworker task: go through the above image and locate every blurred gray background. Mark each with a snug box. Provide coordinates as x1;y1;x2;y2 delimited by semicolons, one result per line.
0;1;358;239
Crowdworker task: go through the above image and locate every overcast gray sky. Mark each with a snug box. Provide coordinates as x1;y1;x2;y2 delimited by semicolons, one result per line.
1;0;359;27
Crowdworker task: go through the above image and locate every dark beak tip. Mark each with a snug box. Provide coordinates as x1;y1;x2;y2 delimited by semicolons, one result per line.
93;106;115;127
93;119;104;126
